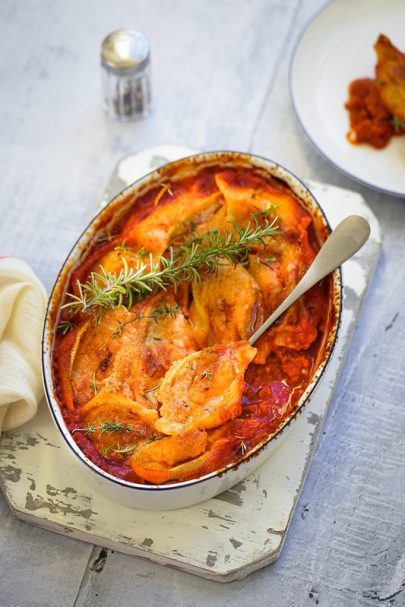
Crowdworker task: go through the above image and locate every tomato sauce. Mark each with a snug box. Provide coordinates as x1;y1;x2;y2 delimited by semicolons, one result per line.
344;34;405;149
345;78;395;149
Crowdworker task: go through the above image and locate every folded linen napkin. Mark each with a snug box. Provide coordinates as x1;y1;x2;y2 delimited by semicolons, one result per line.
0;257;47;433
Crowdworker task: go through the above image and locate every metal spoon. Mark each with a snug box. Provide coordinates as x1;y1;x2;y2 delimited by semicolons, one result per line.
248;215;371;346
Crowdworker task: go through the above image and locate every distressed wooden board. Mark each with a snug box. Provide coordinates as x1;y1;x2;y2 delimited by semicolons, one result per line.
0;146;381;582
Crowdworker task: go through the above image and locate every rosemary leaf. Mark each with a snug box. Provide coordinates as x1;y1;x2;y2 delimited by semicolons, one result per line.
73;420;141;438
57;320;76;335
143;381;162;394
98;420;132;437
113;444;137;454
90;372;98;395
100;445;114;458
114;240;135;254
239;441;247;455
392;115;405;132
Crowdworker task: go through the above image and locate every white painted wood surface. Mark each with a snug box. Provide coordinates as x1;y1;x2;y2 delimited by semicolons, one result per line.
0;0;404;605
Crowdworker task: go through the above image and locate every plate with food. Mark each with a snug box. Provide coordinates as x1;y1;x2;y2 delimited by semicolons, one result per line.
289;0;405;197
42;151;341;509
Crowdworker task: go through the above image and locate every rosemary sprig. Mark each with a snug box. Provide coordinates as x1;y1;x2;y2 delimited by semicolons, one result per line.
100;445;114;458
171;219;199;247
113;241;148;258
137;246;148;257
111;320;130;339
251;207;277;219
57;320;76;334
96;230;115;245
73;420;134;437
62;219;279;318
114;240;136;254
111;305;180;340
144;304;181;323
98;420;131;436
101;442;137;459
100;433;164;459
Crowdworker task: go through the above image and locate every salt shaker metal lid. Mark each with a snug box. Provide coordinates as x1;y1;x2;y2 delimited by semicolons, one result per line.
101;29;152;120
101;29;150;74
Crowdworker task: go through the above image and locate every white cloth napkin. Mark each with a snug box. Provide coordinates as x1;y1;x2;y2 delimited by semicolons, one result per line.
0;257;47;433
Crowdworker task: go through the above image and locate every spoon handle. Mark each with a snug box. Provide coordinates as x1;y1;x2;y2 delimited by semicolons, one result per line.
248;215;370;346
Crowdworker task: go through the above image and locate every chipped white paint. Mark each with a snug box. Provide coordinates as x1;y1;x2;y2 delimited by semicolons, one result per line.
338;259;367;297
100;145;196;209
0;148;381;581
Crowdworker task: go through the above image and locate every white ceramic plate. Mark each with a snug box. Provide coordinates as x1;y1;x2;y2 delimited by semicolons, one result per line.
289;0;405;197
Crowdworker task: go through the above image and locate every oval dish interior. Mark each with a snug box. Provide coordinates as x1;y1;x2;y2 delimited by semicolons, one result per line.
43;152;341;492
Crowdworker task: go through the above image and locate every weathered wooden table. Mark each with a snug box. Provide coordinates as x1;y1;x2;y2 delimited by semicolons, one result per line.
1;0;404;605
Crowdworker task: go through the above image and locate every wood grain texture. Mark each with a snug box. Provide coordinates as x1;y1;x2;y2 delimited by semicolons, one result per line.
0;494;94;607
0;0;404;605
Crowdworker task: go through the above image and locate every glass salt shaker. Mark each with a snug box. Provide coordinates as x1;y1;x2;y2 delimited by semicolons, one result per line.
101;29;152;121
